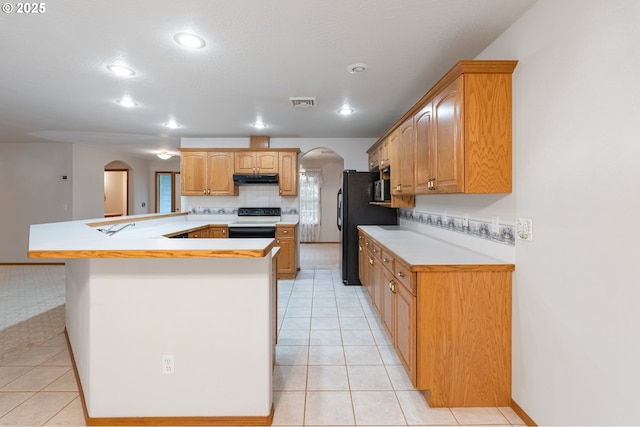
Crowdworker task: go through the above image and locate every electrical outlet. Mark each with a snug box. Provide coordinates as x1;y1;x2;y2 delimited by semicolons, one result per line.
462;213;469;228
162;354;175;375
516;218;533;241
443;210;448;223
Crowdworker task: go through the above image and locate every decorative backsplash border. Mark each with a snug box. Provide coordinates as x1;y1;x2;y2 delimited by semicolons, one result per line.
399;208;515;246
188;207;299;215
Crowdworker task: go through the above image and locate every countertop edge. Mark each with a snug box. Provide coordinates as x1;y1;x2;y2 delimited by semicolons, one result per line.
28;241;276;259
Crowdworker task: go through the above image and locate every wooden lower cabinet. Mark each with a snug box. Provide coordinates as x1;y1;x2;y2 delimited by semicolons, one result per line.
416;270;512;407
276;225;297;279
394;278;417;385
358;237;368;289
208;225;228;238
358;230;512;407
188;225;228;238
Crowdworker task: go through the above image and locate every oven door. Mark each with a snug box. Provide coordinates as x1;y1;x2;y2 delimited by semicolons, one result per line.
228;226;276;239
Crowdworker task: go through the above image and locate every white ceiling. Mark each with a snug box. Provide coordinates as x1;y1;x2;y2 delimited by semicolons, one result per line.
0;0;536;159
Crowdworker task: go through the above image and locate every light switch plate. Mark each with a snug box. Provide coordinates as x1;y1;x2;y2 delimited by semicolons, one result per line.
516;218;533;241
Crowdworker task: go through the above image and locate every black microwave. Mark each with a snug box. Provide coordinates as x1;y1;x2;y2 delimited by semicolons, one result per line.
373;179;391;201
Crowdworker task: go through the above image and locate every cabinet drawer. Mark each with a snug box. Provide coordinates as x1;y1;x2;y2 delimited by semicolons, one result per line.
276;226;295;238
380;248;395;272
394;259;415;295
370;241;382;260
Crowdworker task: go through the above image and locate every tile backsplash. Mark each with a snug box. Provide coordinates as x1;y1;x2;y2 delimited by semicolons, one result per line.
398;207;516;264
398;208;515;245
184;185;298;215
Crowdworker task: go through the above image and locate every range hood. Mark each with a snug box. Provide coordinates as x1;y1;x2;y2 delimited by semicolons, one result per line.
233;173;279;185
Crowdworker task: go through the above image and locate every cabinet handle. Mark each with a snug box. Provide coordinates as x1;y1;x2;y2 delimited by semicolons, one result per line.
359;245;362;252
277;239;280;244
203;189;206;195
279;189;283;194
369;258;373;265
389;280;396;293
396;184;402;192
373;249;377;253
283;230;288;234
396;271;405;278
382;257;389;263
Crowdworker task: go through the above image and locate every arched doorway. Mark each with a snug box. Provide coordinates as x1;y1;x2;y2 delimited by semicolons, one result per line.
104;160;131;217
298;148;344;243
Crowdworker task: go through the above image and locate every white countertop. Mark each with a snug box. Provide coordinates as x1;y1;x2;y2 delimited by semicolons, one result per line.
28;213;298;259
358;225;513;269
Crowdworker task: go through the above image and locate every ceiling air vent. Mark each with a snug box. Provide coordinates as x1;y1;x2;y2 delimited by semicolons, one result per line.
289;97;317;108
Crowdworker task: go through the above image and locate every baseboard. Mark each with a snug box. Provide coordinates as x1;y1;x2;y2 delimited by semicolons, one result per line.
300;241;339;244
511;399;537;426
0;262;65;265
64;329;274;426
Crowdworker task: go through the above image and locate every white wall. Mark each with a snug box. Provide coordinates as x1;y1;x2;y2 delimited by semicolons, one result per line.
71;144;151;220
419;1;640;424
0;143;72;263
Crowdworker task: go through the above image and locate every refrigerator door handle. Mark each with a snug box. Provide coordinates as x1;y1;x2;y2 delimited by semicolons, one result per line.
336;188;342;231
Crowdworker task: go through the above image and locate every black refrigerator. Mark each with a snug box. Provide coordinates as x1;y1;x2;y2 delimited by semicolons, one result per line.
337;170;397;285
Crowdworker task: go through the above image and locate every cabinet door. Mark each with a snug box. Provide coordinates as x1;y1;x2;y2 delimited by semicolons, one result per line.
256;152;279;173
414;102;435;194
234;152;256;173
276;237;295;275
209;226;228;238
368;148;379;171
276;225;296;278
358;238;368;287
278;152;298;196
432;77;464;193
181;152;208;195
371;257;383;315
394;117;415;195
395;281;417;386
207;152;237;196
381;268;395;340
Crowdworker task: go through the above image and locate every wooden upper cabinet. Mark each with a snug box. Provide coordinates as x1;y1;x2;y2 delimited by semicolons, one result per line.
431;76;464;193
393;117;415;195
414;77;466;194
181;152;208;195
207;152;237;195
278;151;298;196
372;60;516;196
234;151;278;174
414;102;434;193
181;151;237;196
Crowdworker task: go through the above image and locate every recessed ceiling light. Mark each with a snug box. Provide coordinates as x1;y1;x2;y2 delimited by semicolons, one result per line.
251;122;268;129
338;107;354;115
116;98;138;108
106;64;136;77
164;119;181;129
157;152;172;160
173;32;206;49
347;63;368;74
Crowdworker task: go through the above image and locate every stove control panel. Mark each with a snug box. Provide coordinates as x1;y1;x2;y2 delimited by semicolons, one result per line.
238;207;282;217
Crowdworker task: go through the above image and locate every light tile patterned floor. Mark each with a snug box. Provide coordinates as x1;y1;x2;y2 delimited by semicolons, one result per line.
0;244;525;426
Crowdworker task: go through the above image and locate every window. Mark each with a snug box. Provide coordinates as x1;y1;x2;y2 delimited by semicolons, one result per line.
299;168;322;242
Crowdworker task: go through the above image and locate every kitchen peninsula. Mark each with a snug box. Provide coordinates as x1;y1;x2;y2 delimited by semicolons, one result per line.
28;212;285;426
